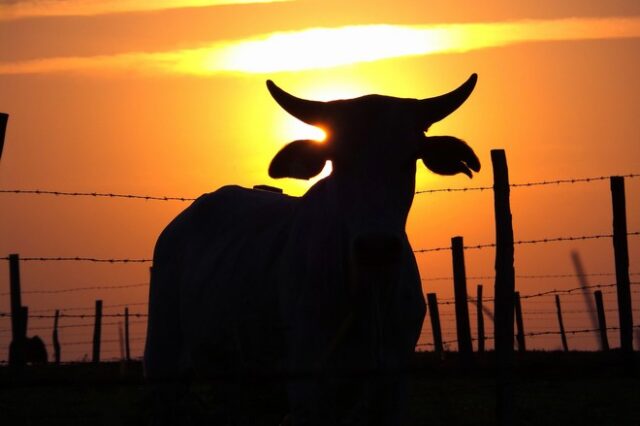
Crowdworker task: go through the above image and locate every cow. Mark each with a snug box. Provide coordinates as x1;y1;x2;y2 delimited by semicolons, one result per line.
144;74;480;425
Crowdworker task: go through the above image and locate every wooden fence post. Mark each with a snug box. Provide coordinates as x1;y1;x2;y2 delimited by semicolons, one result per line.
452;237;473;368
53;310;61;364
610;177;634;367
0;113;8;160
9;254;26;368
125;307;131;362
426;293;443;356
594;290;609;351
555;295;569;352
514;292;526;352
92;300;103;363
492;149;515;426
477;284;485;353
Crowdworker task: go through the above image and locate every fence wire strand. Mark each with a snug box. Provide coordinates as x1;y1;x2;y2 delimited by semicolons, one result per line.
415;173;640;194
2;173;639;201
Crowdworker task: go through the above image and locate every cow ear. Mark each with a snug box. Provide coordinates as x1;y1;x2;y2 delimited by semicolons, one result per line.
419;136;480;178
269;140;329;179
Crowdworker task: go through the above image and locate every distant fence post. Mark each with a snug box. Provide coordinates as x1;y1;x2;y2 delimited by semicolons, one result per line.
492;149;515;426
9;254;26;368
125;307;131;362
610;177;634;368
92;300;103;363
477;284;485;353
53;310;61;364
0;113;8;160
555;295;569;352
452;236;473;368
514;292;526;352
570;251;599;344
426;293;443;356
594;291;609;351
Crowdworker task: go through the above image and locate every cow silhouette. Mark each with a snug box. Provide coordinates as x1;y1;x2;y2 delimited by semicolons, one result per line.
144;74;480;425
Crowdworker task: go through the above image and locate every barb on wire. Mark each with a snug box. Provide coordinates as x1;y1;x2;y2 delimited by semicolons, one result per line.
0;188;196;202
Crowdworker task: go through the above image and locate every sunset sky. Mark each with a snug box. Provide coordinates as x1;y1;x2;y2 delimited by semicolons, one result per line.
1;0;639;361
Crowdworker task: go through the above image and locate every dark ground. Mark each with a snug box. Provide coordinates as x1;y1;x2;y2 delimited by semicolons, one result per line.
0;351;638;426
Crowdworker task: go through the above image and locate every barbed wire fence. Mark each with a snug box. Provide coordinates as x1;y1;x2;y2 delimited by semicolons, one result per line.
1;171;639;364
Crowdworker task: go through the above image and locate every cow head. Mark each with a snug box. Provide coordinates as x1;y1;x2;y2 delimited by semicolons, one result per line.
267;74;480;181
267;75;480;246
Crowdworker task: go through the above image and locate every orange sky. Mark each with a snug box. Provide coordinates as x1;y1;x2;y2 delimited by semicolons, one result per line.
1;0;639;361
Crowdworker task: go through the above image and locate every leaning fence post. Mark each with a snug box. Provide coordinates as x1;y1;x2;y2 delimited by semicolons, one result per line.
125;307;131;362
610;177;634;368
452;236;473;368
492;149;515;426
9;254;26;368
477;284;485;353
555;295;569;352
53;310;61;364
426;293;443;356
594;291;609;351
92;300;103;363
514;292;526;352
0;113;8;161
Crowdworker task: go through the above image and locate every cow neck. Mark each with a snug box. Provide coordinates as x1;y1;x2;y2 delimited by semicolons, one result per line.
302;170;416;239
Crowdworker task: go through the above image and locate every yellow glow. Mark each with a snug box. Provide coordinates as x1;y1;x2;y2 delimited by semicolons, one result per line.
0;0;289;20
281;122;327;142
2;17;639;75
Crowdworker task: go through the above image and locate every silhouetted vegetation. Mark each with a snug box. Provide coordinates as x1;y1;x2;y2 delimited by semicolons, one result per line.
1;351;638;426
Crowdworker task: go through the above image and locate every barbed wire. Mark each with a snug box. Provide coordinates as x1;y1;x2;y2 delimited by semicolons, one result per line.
0;320;148;334
63;337;146;346
422;271;640;281
435;282;639;304
2;173;639;202
0;312;147;319
0;188;196;202
413;231;640;253
417;325;640;347
522;308;640;316
0;256;151;263
0;283;148;296
415;173;640;194
1;232;637;263
29;302;148;313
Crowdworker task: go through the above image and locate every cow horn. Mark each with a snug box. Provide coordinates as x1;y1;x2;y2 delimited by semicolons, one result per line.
419;73;477;126
267;80;327;126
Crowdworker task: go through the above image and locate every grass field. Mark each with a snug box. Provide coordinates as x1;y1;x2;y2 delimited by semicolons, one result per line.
1;351;638;425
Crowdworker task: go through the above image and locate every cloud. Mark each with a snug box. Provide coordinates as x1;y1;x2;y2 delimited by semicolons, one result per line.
0;0;288;20
1;17;639;76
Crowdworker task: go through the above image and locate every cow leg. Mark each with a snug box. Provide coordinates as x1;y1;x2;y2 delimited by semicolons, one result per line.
144;263;190;426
